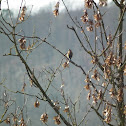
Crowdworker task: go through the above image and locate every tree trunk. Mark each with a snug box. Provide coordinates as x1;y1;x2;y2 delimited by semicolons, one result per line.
117;7;125;126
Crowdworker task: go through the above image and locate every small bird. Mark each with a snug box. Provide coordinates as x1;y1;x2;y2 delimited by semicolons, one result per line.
67;49;73;60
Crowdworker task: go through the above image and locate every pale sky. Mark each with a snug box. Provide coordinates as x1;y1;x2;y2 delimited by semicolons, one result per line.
1;0;85;12
1;0;112;15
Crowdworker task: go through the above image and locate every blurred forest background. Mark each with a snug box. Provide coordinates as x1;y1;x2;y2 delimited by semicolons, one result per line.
0;2;126;126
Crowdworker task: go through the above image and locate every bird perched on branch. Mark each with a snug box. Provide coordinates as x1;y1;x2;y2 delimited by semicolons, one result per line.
67;49;73;60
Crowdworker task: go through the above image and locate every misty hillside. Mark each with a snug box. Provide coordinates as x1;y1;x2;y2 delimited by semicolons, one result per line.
0;3;126;126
